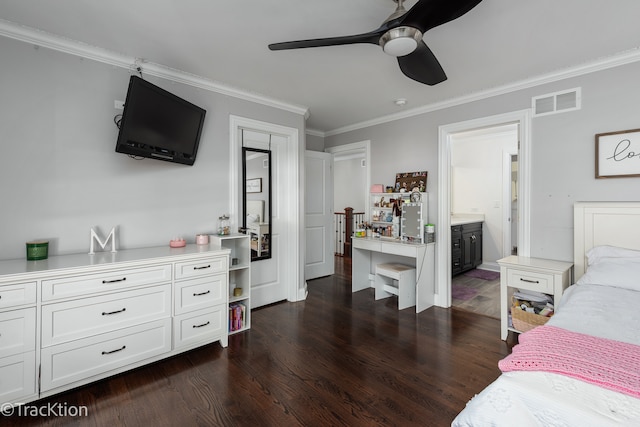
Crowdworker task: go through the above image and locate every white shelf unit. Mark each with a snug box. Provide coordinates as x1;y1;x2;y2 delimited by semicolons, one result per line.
370;192;427;238
210;234;251;334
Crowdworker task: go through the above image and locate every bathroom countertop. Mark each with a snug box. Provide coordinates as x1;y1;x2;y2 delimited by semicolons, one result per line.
451;214;485;226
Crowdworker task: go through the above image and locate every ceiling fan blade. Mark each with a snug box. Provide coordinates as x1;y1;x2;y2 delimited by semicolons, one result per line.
269;31;382;51
397;42;447;85
400;0;483;33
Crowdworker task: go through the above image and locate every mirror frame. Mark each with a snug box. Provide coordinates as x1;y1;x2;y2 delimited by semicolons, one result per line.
242;147;272;261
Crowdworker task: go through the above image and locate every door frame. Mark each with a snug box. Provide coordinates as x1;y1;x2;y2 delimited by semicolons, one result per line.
437;110;531;307
230;115;303;303
502;151;518;258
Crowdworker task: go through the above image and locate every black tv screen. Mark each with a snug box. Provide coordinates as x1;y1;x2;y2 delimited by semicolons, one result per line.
116;76;206;166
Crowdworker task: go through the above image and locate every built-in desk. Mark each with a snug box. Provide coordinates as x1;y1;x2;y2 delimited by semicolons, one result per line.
351;237;435;312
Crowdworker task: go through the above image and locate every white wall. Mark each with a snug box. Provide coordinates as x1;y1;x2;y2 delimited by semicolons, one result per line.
333;157;366;214
0;36;305;260
325;60;640;262
451;126;518;265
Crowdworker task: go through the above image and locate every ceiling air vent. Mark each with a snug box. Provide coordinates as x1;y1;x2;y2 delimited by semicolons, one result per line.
532;87;581;117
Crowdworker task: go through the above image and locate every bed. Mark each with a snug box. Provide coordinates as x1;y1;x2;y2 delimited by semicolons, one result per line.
452;202;640;426
246;200;269;257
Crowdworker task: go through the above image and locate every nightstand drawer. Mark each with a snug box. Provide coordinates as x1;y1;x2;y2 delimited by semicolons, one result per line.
506;269;553;293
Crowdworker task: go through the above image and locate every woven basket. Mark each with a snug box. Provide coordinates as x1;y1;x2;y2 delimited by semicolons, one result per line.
511;306;549;333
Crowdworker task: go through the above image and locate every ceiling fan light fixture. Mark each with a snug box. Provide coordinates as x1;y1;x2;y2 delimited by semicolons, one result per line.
379;26;423;57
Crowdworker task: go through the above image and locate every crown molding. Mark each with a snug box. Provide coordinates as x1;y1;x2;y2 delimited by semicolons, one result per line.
305;128;325;138
325;47;640;137
0;19;310;119
4;18;638;138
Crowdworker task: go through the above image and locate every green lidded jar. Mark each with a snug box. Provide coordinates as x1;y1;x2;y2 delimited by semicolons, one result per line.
26;240;49;260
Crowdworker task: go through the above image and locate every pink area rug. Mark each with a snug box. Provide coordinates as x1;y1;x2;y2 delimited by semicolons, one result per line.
452;284;479;301
464;269;500;281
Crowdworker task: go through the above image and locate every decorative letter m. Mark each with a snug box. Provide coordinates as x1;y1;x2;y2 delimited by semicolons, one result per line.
89;227;117;254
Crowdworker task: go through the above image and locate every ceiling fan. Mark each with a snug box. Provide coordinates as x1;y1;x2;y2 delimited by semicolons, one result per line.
268;0;483;85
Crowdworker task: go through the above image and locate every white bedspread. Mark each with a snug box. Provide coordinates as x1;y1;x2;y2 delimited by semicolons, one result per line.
452;284;640;427
549;284;640;345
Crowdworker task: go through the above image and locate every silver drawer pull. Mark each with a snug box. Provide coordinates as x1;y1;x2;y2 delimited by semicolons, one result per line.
102;308;126;316
193;290;211;297
193;321;210;329
102;277;127;284
520;278;540;284
193;265;211;270
101;345;126;355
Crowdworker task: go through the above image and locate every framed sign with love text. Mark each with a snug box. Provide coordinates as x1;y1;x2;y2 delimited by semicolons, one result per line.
595;128;640;178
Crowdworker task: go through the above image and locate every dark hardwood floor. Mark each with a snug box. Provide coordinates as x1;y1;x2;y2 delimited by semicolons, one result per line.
4;258;516;427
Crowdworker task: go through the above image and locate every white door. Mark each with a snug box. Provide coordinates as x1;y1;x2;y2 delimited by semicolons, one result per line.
238;129;290;308
305;150;334;279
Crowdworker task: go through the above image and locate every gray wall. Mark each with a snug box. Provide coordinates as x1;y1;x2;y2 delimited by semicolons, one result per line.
333;157;367;214
0;37;304;260
305;133;325;152
325;61;640;262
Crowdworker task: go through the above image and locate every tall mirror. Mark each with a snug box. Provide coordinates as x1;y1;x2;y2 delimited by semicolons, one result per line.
242;147;272;261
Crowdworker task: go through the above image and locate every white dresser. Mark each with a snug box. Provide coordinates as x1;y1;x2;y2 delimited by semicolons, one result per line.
0;243;230;405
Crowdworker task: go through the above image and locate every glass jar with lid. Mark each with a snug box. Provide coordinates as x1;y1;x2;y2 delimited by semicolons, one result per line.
217;215;230;235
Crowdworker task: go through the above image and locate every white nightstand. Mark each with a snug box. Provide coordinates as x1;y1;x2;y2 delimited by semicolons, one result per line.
498;256;573;340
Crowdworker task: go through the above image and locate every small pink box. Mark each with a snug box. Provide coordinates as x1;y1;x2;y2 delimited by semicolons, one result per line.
196;234;209;245
370;184;384;193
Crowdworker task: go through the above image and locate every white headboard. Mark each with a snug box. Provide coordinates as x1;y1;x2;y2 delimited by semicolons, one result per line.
574;202;640;279
246;200;265;222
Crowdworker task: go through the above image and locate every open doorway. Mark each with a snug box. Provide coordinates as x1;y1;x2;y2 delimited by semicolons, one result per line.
325;141;371;261
449;124;518;318
436;109;531;309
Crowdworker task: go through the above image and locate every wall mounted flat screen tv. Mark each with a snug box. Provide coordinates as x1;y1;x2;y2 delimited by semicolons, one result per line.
116;76;206;166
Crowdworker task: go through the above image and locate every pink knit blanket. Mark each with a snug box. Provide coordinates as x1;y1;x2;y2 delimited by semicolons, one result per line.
499;325;640;398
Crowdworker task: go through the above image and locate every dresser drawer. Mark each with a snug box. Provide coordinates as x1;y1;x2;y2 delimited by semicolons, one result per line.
40;318;171;392
173;306;225;349
506;268;554;294
42;264;172;301
0;308;36;358
0;282;36;309
174;274;226;316
41;284;171;347
0;351;36;403
174;256;227;280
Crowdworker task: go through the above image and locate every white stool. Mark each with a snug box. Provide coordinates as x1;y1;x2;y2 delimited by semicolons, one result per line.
375;263;416;310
